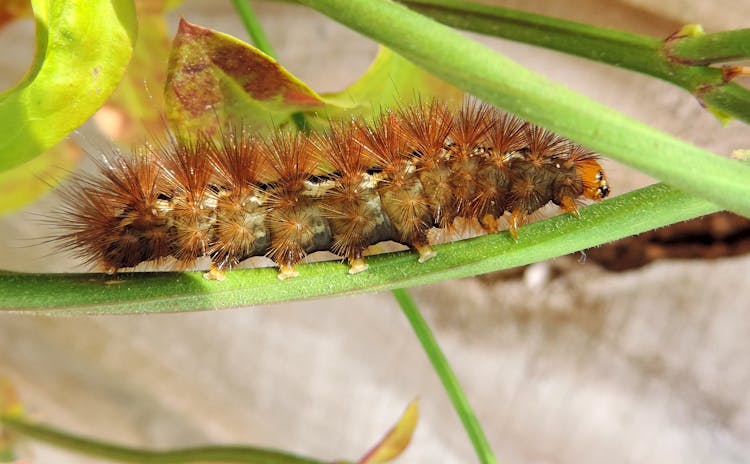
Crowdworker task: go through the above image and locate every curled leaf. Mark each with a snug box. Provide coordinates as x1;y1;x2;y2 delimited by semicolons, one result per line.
0;139;82;216
94;0;182;144
0;0;137;172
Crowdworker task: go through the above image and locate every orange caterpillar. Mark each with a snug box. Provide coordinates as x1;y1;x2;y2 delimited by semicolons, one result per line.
51;100;609;280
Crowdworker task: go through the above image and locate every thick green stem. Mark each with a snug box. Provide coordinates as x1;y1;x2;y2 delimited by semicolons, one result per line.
392;289;497;464
296;0;750;218
0;415;323;464
397;0;750;123
0;182;721;315
668;29;750;65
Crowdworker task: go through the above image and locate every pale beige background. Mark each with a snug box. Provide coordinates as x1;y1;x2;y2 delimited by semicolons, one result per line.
1;1;749;463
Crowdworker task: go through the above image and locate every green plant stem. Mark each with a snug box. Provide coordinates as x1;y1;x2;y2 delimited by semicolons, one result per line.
396;0;750;122
230;0;309;132
392;289;497;464
0;415;323;464
295;0;750;218
0;182;720;315
230;0;278;58
669;29;750;65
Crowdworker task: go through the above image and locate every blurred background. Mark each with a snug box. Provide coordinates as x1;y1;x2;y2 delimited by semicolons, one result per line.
1;0;749;462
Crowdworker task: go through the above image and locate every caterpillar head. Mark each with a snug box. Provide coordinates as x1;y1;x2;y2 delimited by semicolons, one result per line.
577;158;610;200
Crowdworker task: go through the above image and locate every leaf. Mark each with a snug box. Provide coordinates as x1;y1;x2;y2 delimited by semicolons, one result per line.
358;400;419;464
164;19;462;134
0;380;22;420
94;0;181;144
316;47;463;119
0;0;31;28
165;18;327;134
0;379;22;463
0;139;82;216
0;0;136;173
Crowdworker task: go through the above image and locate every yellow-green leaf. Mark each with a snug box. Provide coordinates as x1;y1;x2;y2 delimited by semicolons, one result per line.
94;0;181;144
0;379;23;462
318;47;463;119
357;400;419;464
0;139;82;215
0;0;137;172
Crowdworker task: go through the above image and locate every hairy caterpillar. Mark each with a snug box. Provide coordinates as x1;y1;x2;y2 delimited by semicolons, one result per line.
50;100;609;280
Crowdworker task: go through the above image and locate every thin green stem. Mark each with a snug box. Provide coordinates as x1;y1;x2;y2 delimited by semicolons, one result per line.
0;415;323;464
230;0;278;59
230;0;309;132
0;182;721;315
669;29;750;65
296;0;750;218
396;0;750;123
392;289;497;464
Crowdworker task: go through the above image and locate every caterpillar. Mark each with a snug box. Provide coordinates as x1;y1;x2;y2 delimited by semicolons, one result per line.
50;100;609;280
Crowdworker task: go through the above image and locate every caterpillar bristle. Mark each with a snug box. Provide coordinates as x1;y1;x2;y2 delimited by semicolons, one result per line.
396;99;453;163
358;112;433;255
48;99;611;279
313;122;390;273
207;127;269;274
153;134;214;266
262;132;329;279
396;101;453;229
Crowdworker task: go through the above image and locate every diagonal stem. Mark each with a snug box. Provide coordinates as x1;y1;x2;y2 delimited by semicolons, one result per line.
392;289;497;464
295;0;750;218
396;0;750;123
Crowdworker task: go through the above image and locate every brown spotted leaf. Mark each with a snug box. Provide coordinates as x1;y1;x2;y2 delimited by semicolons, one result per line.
165;18;326;134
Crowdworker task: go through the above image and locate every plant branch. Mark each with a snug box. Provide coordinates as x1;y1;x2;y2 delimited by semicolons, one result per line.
294;0;750;218
393;289;497;464
0;182;720;315
396;0;750;123
668;29;750;65
0;415;323;464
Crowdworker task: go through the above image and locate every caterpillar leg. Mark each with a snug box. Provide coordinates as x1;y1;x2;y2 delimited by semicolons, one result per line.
559;196;581;218
508;210;526;242
204;264;227;281
415;243;437;263
480;214;501;233
348;257;369;274
278;263;300;280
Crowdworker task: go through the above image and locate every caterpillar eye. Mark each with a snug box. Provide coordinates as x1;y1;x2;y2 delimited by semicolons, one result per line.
598;184;610;198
